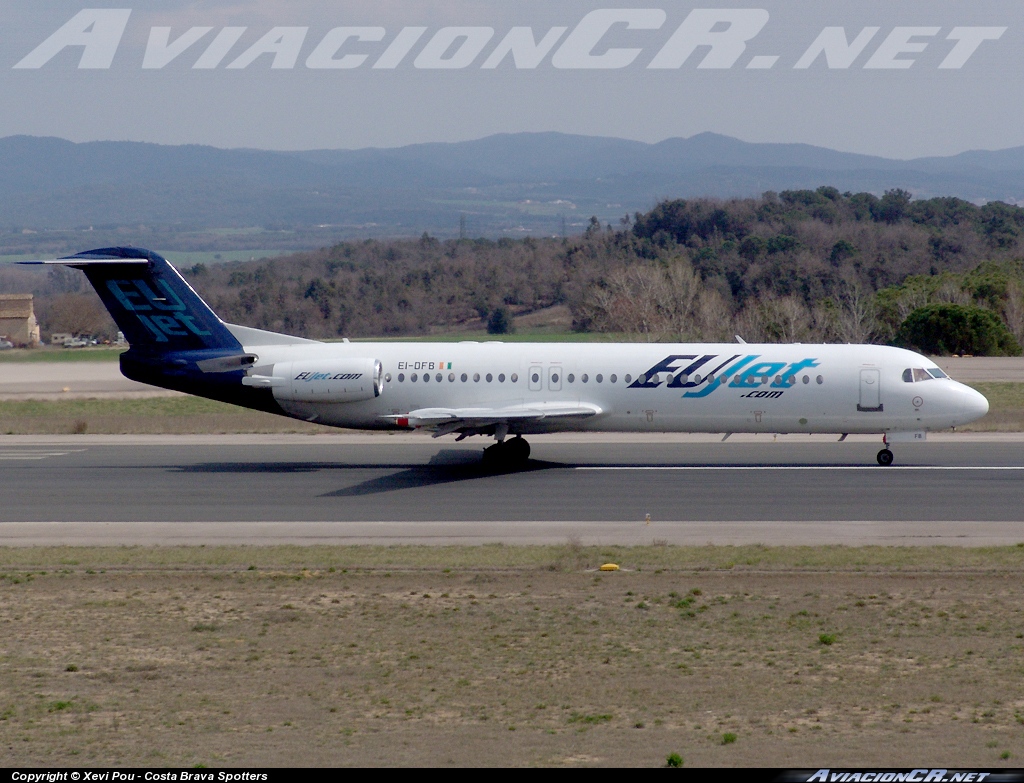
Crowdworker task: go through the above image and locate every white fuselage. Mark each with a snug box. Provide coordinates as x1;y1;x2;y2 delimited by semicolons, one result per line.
240;340;989;437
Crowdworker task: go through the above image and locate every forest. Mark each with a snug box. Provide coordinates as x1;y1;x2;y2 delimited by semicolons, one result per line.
18;187;1024;355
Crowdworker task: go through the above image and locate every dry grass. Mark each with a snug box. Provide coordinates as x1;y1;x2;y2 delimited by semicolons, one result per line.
0;397;326;434
961;382;1024;431
2;545;1024;766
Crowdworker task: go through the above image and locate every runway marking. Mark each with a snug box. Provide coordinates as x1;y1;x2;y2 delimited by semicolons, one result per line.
577;465;1024;471
0;449;86;461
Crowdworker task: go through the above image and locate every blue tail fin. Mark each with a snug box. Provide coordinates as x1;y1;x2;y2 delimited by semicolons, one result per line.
38;247;241;353
17;247;290;413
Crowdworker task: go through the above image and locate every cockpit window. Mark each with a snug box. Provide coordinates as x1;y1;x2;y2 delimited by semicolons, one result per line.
927;368;948;379
903;368;935;383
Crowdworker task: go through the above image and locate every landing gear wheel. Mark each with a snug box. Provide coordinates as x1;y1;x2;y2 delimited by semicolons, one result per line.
481;442;504;469
877;448;894;466
481;437;531;470
506;436;531;463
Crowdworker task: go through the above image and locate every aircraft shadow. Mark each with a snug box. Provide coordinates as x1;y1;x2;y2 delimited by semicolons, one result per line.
175;449;564;497
320;459;560;497
173;455;898;498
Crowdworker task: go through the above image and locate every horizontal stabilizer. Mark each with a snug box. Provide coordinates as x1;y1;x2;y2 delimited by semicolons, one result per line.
19;258;149;266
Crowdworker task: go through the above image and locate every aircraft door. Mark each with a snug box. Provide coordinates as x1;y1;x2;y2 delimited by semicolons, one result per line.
529;365;543;392
858;368;883;412
548;365;562;391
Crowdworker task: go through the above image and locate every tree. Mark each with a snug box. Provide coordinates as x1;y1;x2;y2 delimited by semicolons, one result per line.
895;303;1022;356
42;293;114;339
873;188;912;224
486;306;514;335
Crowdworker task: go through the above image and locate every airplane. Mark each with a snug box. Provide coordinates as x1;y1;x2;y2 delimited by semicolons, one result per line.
19;247;989;467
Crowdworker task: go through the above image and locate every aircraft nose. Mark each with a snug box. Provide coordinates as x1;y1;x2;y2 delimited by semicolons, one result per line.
959;384;989;423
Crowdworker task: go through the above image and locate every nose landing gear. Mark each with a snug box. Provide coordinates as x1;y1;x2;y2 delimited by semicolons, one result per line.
482;435;531;469
876;433;895;466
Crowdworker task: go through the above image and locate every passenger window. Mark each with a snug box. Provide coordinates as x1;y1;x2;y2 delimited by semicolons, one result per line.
398;373;405;382
582;374;589;383
435;373;442;382
596;374;603;383
511;373;518;383
424;374;430;382
461;373;468;382
551;373;559;384
486;373;493;383
816;375;823;385
474;373;480;382
531;372;540;384
411;373;418;382
802;375;809;384
568;374;575;383
498;373;505;382
385;373;392;383
448;373;455;382
610;374;617;383
624;374;631;383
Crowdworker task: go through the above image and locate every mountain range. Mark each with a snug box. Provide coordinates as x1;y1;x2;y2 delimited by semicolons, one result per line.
2;132;1023;239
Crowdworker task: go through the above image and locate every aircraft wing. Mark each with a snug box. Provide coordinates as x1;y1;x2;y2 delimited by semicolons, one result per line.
385;401;603;437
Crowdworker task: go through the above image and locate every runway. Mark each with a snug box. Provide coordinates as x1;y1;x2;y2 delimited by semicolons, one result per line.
3;433;1024;546
0;360;178;399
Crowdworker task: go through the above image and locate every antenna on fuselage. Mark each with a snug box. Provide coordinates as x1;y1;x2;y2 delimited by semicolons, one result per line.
735;335;747;344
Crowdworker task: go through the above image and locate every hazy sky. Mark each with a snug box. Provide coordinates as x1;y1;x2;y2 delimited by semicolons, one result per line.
0;1;1019;158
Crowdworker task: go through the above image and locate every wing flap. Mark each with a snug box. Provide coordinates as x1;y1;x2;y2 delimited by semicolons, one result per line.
385;401;602;428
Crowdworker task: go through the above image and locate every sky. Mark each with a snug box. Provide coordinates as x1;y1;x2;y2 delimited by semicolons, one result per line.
0;1;1019;158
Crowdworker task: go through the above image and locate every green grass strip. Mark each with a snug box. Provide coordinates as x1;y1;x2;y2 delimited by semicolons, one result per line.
0;347;124;363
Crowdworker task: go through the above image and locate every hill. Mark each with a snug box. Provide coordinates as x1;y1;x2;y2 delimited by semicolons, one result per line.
3;133;1024;245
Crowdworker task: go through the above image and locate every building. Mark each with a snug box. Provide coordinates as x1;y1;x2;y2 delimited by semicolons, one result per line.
0;294;41;347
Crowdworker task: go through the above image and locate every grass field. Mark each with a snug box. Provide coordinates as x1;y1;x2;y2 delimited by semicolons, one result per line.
0;396;325;435
2;544;1024;766
0;347;124;363
964;382;1024;430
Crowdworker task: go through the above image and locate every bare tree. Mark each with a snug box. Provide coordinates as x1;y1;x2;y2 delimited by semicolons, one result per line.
833;280;880;343
41;293;113;338
1002;279;1024;346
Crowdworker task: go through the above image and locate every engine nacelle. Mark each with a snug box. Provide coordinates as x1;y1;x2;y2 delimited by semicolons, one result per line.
272;358;382;403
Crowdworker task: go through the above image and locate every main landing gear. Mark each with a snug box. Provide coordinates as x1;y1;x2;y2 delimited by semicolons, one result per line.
481;435;531;469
